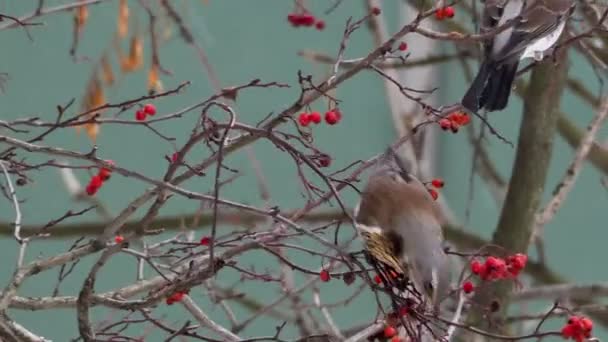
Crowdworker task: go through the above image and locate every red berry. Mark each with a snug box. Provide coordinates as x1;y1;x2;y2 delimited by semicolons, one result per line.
438;118;451;130
462;281;474;294
398;42;407;51
85;183;98;196
450;121;460;133
319;269;331;282
318;154;331;168
114;235;124;244
98;168;111;181
398;306;408;317
315;20;325;30
173;292;185;302
508;253;528;270
435;8;445;20
171;152;179;163
309;111;321;124
456;113;471;126
443;6;455;18
371;7;381;15
89;175;103;188
143;103;156;116
384;325;397;338
431;178;444;188
166;297;175;305
287;13;300;27
561;324;575;338
200;236;211;246
298;112;311;127
390;337;401;342
471;260;484;275
580;317;593;331
135;110;146;121
374;274;382;284
300;13;315;26
428;188;438;200
324;111;340;125
333;109;342;120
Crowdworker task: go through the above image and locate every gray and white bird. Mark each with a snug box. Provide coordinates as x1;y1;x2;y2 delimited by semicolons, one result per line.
461;0;575;113
354;148;451;310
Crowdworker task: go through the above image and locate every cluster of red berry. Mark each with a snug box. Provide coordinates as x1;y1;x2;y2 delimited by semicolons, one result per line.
435;6;455;20
287;12;325;30
561;316;593;341
470;253;528;281
299;110;342;127
424;178;444;201
166;289;189;305
438;112;471;133
135;103;157;121
86;161;114;196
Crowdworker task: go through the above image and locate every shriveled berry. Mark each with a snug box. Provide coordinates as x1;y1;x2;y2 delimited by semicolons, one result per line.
318;155;331;168
371;7;381;15
315;20;325;30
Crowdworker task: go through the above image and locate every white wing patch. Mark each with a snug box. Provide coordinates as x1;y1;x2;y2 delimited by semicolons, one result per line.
520;20;566;61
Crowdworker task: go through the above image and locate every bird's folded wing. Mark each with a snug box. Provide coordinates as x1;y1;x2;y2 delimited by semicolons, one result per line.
492;0;574;62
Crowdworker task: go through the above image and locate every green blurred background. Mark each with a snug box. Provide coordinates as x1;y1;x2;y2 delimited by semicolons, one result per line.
0;1;606;341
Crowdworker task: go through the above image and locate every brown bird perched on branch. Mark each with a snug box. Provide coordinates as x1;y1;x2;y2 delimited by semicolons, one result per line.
461;0;575;112
354;148;451;310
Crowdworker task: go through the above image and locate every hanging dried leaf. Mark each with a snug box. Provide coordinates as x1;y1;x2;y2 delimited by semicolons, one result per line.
117;0;129;38
101;55;115;85
78;76;106;141
75;5;89;32
85;122;100;142
121;35;143;72
147;63;163;93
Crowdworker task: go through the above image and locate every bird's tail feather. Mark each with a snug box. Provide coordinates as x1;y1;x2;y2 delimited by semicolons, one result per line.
481;61;519;112
461;60;519;112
